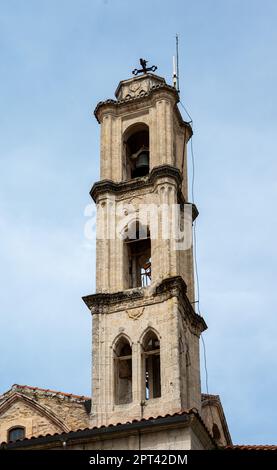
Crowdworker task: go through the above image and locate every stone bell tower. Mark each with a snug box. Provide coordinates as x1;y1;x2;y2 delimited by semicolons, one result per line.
83;63;207;428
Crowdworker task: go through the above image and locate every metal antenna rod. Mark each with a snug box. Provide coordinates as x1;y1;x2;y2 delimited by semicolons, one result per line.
176;33;180;94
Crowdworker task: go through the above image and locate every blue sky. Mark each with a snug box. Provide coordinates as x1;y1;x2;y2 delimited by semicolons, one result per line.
1;0;277;445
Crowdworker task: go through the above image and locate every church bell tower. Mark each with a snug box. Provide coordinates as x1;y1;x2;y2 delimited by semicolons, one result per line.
83;62;207;427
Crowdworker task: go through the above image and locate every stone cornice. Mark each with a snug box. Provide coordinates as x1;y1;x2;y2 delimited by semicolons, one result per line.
90;164;199;221
94;82;179;121
94;82;193;137
90;165;182;201
82;288;144;311
155;276;207;333
82;276;207;333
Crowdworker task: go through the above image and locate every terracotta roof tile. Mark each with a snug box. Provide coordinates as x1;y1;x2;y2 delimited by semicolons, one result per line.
0;408;214;448
10;384;90;401
226;445;277;450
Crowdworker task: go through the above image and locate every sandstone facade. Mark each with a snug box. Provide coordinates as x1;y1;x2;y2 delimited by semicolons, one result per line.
83;72;203;429
0;385;90;444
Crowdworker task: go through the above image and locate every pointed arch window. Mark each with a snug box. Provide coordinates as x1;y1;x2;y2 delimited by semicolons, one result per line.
142;331;161;400
114;337;132;405
8;426;25;442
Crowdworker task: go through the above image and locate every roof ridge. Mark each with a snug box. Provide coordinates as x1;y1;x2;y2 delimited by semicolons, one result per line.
11;384;90;401
201;393;220;399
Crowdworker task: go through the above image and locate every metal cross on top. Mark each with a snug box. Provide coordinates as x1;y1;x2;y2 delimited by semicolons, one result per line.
132;58;157;76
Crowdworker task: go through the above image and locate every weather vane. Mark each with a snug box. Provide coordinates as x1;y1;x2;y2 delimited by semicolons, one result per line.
132;58;157;76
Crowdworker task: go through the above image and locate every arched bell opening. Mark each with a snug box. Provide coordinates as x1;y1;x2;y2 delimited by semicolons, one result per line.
123;220;151;288
123;123;150;180
141;330;161;400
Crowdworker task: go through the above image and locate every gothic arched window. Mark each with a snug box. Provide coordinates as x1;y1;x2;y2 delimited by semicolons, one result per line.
142;330;161;400
114;337;132;405
8;426;25;442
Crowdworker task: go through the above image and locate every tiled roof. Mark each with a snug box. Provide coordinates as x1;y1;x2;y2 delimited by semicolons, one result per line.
201;393;232;446
226;445;277;450
0;409;215;448
4;384;90;401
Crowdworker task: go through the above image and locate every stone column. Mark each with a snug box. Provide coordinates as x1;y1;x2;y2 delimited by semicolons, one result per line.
165;100;173;165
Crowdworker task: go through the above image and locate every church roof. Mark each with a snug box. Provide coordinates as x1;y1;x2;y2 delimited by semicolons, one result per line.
0;384;90;402
0;386;273;449
201;393;232;446
0;408;215;449
226;445;277;450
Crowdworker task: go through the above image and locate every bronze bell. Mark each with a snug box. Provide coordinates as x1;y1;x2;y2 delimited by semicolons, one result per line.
135;151;149;169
